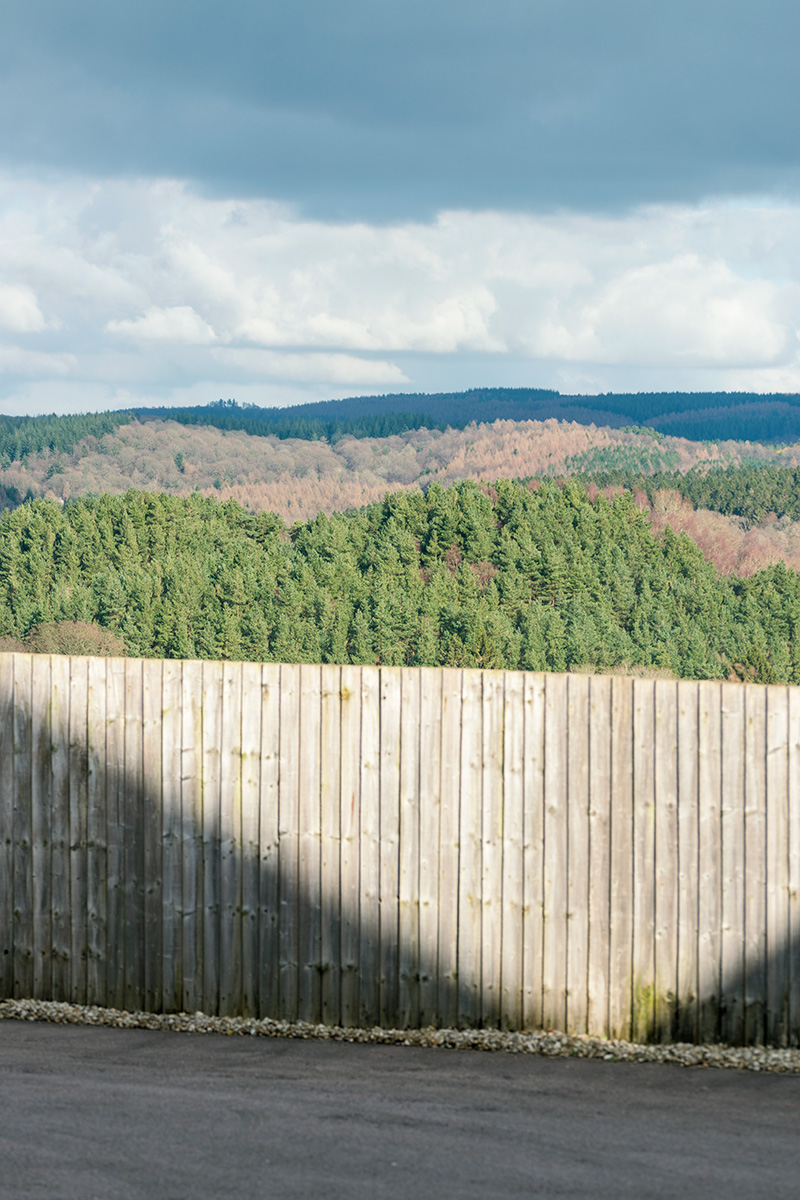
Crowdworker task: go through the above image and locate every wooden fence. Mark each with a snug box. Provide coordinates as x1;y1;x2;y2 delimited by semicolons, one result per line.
0;653;798;1045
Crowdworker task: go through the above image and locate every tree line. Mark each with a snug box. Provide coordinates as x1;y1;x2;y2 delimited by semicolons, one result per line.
1;479;798;683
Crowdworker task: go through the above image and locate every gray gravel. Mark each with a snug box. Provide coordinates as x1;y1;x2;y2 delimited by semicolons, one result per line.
2;997;798;1073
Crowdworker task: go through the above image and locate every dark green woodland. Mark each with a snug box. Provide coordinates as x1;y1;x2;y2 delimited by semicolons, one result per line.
2;478;799;683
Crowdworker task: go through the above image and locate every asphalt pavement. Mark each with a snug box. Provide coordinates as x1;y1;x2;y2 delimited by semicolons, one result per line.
1;1019;798;1199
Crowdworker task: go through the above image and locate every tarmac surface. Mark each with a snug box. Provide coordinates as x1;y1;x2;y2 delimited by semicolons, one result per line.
1;1019;799;1199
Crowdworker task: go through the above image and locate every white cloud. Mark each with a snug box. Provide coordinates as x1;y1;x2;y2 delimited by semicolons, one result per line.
0;283;49;333
106;305;217;344
0;171;799;411
0;345;75;375
210;349;408;384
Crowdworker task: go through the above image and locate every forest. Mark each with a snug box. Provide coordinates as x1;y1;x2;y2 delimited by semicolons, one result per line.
1;479;799;684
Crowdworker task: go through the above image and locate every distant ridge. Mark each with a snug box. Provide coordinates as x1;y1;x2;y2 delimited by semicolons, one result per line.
133;387;800;444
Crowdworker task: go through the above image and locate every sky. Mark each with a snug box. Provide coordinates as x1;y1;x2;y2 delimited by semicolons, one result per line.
1;0;799;415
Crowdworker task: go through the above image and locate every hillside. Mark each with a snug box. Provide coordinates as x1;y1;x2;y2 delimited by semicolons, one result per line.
2;415;796;524
1;481;799;684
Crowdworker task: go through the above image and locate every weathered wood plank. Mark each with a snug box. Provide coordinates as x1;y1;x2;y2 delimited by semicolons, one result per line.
359;665;381;1027
30;654;51;1001
522;672;546;1032
631;678;656;1044
68;657;89;1006
122;658;144;1012
200;660;222;1015
277;662;301;1020
587;674;611;1038
398;667;421;1027
49;656;71;1003
501;671;524;1031
608;674;633;1040
438;668;461;1030
219;661;243;1017
320;664;342;1025
160;659;183;1013
542;673;568;1033
481;670;503;1029
379;667;402;1027
339;664;361;1027
104;656;126;1011
566;673;590;1036
0;656;13;999
240;661;263;1019
258;663;281;1019
180;659;203;1014
418;666;442;1027
743;683;767;1045
141;658;163;1013
457;669;482;1027
788;685;800;1046
676;679;699;1043
653;680;678;1043
765;685;790;1046
298;663;322;1024
697;680;722;1044
720;682;745;1046
86;656;107;1006
0;657;15;998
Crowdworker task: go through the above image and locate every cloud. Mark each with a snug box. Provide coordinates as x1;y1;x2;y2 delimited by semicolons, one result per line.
210;349;408;385
0;284;49;333
1;0;798;220
0;171;799;413
106;305;217;344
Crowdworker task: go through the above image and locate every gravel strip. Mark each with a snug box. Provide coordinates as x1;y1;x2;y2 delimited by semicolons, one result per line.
2;998;799;1073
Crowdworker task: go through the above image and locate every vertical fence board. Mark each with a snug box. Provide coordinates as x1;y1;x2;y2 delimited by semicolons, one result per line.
340;665;362;1027
501;671;524;1031
566;674;590;1036
608;675;633;1040
0;657;12;998
68;658;89;1006
543;673;568;1032
86;656;107;1006
587;674;611;1038
419;667;442;1027
744;684;767;1045
481;670;504;1029
31;655;51;1001
522;673;546;1031
105;658;126;1010
240;662;263;1019
49;656;71;1003
458;670;482;1027
359;667;381;1027
180;660;203;1014
698;681;722;1044
220;662;243;1017
676;680;699;1043
258;664;281;1018
438;668;461;1030
720;682;746;1046
788;687;800;1045
631;679;656;1043
766;685;790;1046
161;660;183;1014
200;661;222;1015
653;680;678;1043
379;668;401;1027
142;659;163;1013
123;659;144;1012
398;667;420;1027
298;664;322;1024
320;665;342;1026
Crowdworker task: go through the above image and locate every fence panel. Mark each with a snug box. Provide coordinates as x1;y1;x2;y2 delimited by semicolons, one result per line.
1;652;798;1047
